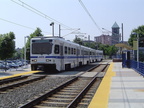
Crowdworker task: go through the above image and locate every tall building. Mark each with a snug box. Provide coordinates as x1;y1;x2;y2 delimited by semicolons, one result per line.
94;22;121;45
111;22;121;45
94;34;111;45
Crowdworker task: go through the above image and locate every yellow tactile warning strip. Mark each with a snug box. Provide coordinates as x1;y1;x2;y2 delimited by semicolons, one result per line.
0;71;41;80
88;62;115;108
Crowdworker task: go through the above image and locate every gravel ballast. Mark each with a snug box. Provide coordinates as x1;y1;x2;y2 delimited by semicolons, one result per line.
0;76;74;108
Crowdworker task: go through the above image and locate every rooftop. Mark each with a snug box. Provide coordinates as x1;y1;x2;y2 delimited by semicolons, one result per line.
112;22;119;28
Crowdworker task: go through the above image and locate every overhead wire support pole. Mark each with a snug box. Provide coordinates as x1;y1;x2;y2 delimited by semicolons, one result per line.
59;25;61;37
122;23;124;43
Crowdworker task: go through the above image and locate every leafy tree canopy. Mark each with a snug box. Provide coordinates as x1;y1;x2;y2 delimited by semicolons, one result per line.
73;37;83;45
73;37;97;49
128;25;144;46
0;32;15;60
98;44;118;58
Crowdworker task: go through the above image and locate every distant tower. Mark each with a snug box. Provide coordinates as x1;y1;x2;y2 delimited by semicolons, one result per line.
111;22;120;45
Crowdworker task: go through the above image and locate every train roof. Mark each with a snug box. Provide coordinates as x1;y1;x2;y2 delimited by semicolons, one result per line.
31;36;79;45
31;36;101;51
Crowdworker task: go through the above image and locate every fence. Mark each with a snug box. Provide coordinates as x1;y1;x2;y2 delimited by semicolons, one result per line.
130;60;144;76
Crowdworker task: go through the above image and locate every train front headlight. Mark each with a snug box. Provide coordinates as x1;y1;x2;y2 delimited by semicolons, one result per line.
46;59;51;62
32;59;37;62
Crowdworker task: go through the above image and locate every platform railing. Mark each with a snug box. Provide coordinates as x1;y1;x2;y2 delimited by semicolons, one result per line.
129;60;144;76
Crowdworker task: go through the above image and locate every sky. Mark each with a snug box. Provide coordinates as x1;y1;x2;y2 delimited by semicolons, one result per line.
0;0;144;48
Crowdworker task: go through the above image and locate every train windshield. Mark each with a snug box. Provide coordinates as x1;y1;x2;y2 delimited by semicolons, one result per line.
32;40;53;54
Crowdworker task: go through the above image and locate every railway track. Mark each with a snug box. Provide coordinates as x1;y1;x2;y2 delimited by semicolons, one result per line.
19;63;109;108
0;75;46;92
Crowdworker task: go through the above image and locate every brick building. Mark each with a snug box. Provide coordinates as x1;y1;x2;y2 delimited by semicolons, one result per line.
94;22;121;45
94;34;112;45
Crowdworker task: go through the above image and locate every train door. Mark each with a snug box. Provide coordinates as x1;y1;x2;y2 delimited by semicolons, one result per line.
60;43;64;70
89;50;91;63
82;49;84;65
76;48;79;66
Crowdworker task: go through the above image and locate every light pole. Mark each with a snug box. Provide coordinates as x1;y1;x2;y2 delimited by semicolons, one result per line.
50;22;54;37
24;36;29;67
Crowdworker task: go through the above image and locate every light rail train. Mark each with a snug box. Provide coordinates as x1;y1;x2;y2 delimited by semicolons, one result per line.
30;36;103;72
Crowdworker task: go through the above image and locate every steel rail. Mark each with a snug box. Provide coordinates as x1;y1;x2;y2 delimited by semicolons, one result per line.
87;64;100;72
0;75;29;85
101;64;109;72
19;76;78;108
66;72;99;108
0;76;46;91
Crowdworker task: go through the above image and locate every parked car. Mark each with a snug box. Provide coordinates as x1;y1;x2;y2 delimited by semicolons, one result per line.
0;62;10;70
7;62;19;68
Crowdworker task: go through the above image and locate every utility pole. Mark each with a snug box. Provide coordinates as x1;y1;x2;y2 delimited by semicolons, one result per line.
59;24;61;37
88;35;90;47
122;23;123;43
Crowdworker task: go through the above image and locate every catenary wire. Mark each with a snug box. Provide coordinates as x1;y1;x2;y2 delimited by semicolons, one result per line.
0;17;50;34
11;0;72;30
78;0;102;33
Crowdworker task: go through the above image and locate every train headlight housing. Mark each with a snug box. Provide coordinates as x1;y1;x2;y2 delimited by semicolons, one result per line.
32;59;37;62
46;59;51;62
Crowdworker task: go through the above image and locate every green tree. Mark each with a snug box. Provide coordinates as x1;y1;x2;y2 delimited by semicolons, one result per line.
73;37;83;45
128;25;144;46
83;42;97;49
0;32;15;60
98;44;109;55
107;45;118;58
128;25;144;62
98;44;118;58
73;37;98;49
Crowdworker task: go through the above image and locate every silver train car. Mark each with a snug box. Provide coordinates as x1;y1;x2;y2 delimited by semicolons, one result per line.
30;36;103;72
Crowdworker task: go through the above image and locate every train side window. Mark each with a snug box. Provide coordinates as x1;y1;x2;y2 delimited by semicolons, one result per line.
65;46;67;54
54;45;59;54
74;48;76;55
84;51;86;55
71;48;73;54
68;47;70;54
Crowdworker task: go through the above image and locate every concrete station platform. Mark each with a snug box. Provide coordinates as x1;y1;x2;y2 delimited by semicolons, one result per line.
0;65;40;80
89;62;144;108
